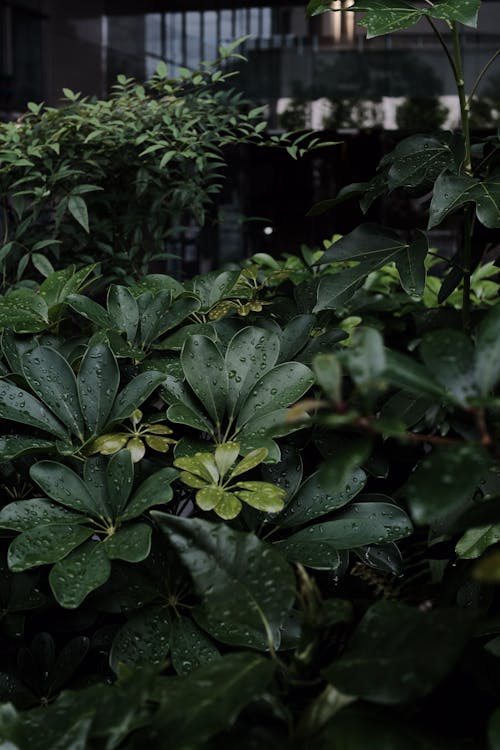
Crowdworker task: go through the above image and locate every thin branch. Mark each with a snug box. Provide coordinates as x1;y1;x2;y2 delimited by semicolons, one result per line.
425;16;457;79
468;48;500;106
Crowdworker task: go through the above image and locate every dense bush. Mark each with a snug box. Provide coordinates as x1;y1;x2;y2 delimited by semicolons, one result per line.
0;1;499;748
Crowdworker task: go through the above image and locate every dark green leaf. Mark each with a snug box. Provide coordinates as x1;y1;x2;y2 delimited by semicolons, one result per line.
104;523;151;562
476;303;500;395
109;605;170;672
0;379;68;439
106;450;134;518
0;498;82;531
49;541;111;608
324;600;473;704
77;344;120;435
405;444;491;526
121;467;177;521
68;195;89;233
169;616;220;675
153;514;295;650
30;461;100;516
237;362;314;427
225;327;280;417
420;330;477;404
107;371;165;424
181;335;228;426
23;347;85;439
276;467;366;528
395;232;428;298
8;524;93;572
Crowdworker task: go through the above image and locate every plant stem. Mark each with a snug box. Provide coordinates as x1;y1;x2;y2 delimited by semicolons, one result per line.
468;48;500;106
452;22;473;331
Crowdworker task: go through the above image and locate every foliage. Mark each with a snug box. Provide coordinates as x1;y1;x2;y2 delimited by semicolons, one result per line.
0;53;320;292
0;3;499;749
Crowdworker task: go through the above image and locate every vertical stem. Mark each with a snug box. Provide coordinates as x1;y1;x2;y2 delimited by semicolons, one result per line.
452;22;473;331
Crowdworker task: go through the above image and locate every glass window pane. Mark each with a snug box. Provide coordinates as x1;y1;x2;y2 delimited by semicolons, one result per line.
186;11;201;68
203;11;218;61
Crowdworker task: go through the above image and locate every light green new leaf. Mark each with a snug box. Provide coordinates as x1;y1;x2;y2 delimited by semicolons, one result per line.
77;344;120;435
234;482;286;513
23;347;85;439
153;514;295;650
49;541;111;608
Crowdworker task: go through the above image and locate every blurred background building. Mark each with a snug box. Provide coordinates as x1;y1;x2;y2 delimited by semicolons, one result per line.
1;0;500;264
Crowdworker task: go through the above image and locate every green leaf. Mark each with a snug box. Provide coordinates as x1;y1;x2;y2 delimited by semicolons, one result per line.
110;605;170;672
214;442;240;478
68;195;89;233
153;514;295;650
8;524;93;571
384;349;445;399
386;136;456;191
429;173;500;230
77;344;120;435
106;449;134;518
121;467;177;521
489;708;500;750
225;327;280;417
456;524;500;559
313;353;343;403
0;498;82;531
229;447;268;479
107;285;140;342
323;600;473;704
167;402;215;434
276;502;411;567
395;232;428;298
476;303;500;395
23;347;85;439
351;0;424;37
107;371;165;424
420;329;477;404
0;435;55;461
49;541;111;608
152;653;274;746
169;616;220;676
181;335;228;426
405;444;491;526
237;362;314;427
233;482;286;513
30;461;100;517
104;522;151;562
277;467;366;529
346;327;386;388
319;224;408;265
313;260;382;312
0;379;68;439
31;253;55;278
67;294;114;329
0;290;49;333
429;0;480;27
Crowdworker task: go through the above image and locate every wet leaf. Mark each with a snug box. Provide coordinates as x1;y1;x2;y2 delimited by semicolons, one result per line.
153;514;295;650
323;601;473;704
110;606;170;672
49;541;111;608
77;344;119;435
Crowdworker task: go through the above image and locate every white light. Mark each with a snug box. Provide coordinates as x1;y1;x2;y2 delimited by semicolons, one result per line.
263;226;274;236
